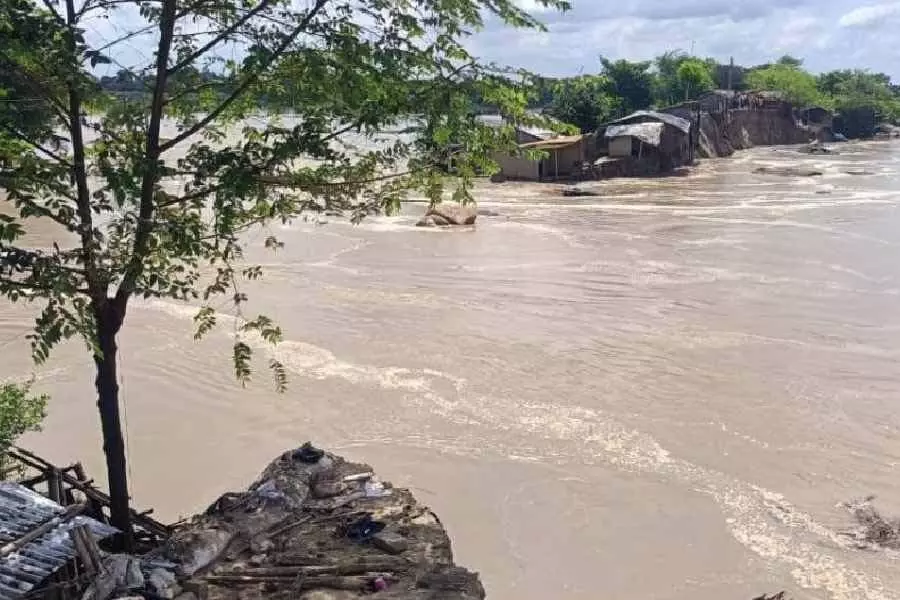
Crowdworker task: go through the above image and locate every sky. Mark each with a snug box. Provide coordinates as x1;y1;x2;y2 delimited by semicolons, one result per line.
84;0;900;81
470;0;900;79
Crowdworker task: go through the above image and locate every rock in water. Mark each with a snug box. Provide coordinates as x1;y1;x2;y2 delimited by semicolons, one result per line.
424;202;477;226
753;166;824;177
800;142;837;155
562;185;601;197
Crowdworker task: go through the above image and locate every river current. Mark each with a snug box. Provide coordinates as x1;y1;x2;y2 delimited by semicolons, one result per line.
3;138;900;600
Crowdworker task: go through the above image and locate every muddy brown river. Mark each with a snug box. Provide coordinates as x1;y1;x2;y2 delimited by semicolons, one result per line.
3;138;900;600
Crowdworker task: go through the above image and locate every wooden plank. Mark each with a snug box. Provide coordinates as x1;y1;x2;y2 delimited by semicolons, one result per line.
9;449;169;538
69;525;102;575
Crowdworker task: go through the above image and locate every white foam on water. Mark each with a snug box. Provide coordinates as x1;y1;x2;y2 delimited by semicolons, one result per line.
137;297;897;599
490;221;584;248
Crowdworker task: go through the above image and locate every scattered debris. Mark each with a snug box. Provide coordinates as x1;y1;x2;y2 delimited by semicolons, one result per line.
752;593;790;600
156;443;485;599
371;531;408;555
838;496;900;550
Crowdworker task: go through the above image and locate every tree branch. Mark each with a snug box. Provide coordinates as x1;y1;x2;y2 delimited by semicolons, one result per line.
76;0;155;19
0;276;88;295
39;0;66;25
0;54;72;127
159;0;330;153
63;0;104;303
167;0;275;76
114;0;177;303
0;125;72;167
163;80;231;106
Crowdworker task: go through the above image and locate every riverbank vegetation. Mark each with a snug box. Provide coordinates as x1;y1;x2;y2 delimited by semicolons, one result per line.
0;381;47;474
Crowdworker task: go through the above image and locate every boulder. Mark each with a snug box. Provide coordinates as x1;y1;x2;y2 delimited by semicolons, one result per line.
753;166;824;177
425;202;477;226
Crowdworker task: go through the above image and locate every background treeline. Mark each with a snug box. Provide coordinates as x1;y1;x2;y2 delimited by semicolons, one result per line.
92;52;900;135
472;53;900;133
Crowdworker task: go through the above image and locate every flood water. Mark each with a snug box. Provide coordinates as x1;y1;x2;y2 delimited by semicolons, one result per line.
3;140;900;600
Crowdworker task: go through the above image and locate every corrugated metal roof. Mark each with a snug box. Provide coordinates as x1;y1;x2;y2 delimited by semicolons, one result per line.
605;122;665;146
0;483;117;600
476;114;562;140
519;134;585;150
606;111;692;134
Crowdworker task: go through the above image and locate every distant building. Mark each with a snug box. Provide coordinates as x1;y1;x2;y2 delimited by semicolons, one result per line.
595;111;692;177
801;106;833;127
696;90;736;115
834;106;878;139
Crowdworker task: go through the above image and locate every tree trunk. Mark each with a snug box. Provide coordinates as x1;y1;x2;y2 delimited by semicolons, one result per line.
94;303;133;551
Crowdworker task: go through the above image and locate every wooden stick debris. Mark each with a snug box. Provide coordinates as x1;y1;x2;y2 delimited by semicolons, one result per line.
204;574;381;592
10;447;169;537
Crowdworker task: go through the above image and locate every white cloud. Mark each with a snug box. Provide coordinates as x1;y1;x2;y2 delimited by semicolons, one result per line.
513;0;556;13
838;2;900;27
473;0;900;80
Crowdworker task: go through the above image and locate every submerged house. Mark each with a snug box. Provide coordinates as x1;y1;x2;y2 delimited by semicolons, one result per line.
473;113;591;181
595;111;692;177
495;134;588;181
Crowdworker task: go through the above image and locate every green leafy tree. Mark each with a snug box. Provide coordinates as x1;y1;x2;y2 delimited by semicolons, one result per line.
746;63;823;107
0;381;47;472
600;57;654;115
0;0;568;548
819;69;900;121
676;58;715;101
546;74;619;132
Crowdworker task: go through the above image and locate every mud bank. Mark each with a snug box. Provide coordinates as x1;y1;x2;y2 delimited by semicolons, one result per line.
696;110;811;158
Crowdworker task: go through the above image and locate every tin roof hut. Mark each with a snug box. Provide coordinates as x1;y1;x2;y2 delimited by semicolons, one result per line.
595;111;692;177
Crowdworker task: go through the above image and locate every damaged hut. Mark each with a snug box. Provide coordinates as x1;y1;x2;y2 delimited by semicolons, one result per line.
0;482;117;599
594;111;692;178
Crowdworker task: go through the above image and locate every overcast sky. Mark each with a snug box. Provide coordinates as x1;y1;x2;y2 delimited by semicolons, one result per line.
470;0;900;79
85;0;900;81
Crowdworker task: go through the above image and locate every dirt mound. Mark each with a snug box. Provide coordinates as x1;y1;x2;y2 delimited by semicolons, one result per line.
155;444;485;600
